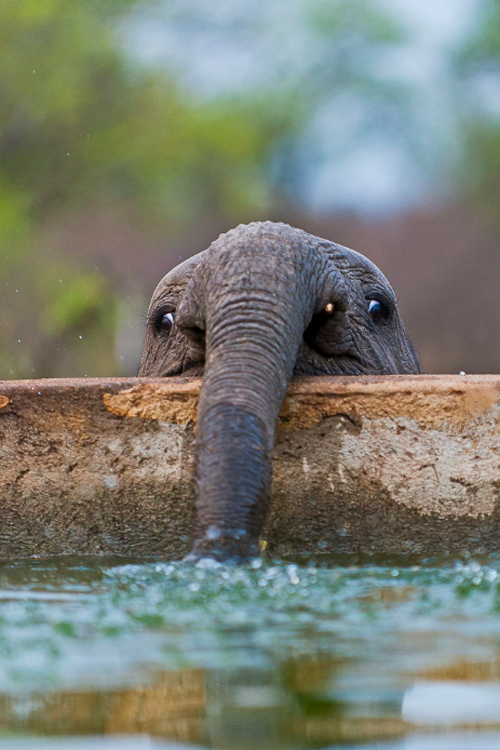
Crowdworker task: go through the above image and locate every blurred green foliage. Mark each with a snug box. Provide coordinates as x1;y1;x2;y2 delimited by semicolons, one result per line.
0;0;284;376
1;0;409;378
456;0;500;225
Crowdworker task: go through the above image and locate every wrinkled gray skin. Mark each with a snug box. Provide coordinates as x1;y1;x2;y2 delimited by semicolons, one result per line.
139;222;419;560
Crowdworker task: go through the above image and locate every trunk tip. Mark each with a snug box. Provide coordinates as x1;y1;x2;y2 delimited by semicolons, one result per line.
187;526;261;563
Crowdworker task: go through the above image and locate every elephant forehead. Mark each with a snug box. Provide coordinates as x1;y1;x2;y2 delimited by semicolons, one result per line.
167;252;204;282
149;252;205;306
326;242;393;288
148;226;392;308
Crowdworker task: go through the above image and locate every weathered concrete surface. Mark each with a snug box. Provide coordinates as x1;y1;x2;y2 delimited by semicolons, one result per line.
1;375;500;558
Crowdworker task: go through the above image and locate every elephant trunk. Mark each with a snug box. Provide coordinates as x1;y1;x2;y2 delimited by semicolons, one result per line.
181;224;345;560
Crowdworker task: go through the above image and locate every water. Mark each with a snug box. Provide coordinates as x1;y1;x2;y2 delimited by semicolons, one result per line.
0;555;500;749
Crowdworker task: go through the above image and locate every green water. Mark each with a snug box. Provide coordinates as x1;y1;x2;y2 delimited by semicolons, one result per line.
0;555;500;749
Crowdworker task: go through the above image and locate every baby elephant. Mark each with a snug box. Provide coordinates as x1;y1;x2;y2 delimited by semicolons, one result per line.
139;222;419;560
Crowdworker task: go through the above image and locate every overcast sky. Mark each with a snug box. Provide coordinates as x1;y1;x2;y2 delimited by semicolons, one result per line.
126;0;479;215
315;0;478;213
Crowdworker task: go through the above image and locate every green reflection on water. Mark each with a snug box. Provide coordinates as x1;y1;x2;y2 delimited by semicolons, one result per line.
0;555;499;748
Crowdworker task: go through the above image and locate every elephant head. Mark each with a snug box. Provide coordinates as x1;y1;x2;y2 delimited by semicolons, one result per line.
139;222;419;560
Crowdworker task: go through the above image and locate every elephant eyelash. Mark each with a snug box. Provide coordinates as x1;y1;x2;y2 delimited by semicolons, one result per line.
365;293;392;323
153;306;176;335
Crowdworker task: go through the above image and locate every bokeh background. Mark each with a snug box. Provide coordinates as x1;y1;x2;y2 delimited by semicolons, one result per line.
2;0;500;378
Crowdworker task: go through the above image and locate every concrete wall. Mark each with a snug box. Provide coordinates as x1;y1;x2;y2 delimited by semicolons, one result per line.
0;375;499;559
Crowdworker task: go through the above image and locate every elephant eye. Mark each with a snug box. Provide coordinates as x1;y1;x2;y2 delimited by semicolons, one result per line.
367;298;389;322
155;311;175;335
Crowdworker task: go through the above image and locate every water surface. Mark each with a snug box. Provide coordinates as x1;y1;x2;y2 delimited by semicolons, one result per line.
0;554;500;749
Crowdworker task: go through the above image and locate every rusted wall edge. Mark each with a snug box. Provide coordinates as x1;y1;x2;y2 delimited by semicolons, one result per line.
104;381;199;424
99;375;500;430
1;374;499;428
